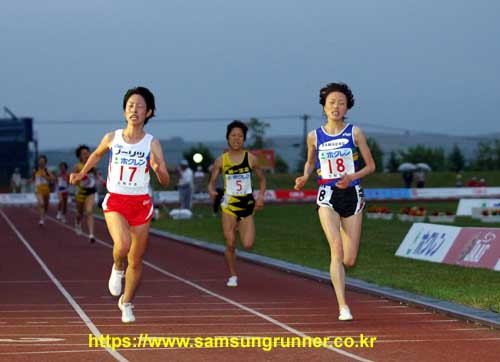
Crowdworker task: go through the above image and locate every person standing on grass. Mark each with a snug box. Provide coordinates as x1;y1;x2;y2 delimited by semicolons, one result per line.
70;86;170;323
208;120;266;287
294;82;375;321
32;155;55;226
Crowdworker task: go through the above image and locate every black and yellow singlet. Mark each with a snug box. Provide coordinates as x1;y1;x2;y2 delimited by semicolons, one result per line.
220;151;255;220
75;162;97;203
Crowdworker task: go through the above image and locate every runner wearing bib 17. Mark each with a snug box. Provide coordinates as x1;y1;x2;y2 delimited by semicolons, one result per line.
70;86;169;324
208;120;266;288
294;82;375;322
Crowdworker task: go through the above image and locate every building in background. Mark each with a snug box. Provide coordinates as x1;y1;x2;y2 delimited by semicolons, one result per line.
0;108;36;190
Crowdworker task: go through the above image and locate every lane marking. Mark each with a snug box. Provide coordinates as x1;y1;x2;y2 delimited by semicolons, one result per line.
0;209;129;362
46;213;376;362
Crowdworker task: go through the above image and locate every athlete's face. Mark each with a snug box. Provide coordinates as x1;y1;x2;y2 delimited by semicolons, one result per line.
38;157;46;168
227;127;245;150
79;148;90;163
124;94;152;126
323;92;348;121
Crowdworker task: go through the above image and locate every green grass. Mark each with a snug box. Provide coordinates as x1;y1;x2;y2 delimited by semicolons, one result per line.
152;201;500;312
151;170;499;190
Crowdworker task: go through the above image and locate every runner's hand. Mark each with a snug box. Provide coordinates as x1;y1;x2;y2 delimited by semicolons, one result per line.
208;190;218;200
255;197;264;211
335;174;352;189
69;172;84;185
294;175;308;190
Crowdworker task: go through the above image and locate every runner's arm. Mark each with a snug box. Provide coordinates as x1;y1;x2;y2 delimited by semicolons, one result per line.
250;153;266;208
150;138;170;187
294;130;316;190
207;156;222;199
70;132;114;184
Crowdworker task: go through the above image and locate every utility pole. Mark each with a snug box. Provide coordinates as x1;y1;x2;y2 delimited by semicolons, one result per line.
301;114;310;165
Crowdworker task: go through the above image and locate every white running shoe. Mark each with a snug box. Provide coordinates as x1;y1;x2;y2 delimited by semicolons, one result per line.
108;266;125;296
75;222;82;236
56;211;62;220
89;234;96;244
338;305;353;321
226;276;238;287
38;219;44;226
118;295;135;323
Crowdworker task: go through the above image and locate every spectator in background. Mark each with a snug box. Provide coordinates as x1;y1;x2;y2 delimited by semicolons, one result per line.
467;176;479;187
193;165;205;194
415;170;426;188
455;172;463;187
402;170;413;188
10;168;22;193
177;159;193;210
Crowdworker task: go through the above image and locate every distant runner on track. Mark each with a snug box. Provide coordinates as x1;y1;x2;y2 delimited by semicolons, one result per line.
70;86;170;323
295;82;375;321
208;120;266;287
32;155;55;226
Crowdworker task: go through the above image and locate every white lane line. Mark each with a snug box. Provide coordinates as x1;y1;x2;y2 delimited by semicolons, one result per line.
26;322;48;324
0;209;129;362
376;337;500;343
50;214;376;362
149;257;376;360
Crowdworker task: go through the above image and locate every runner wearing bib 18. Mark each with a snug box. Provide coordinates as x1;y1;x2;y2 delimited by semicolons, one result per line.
294;82;375;322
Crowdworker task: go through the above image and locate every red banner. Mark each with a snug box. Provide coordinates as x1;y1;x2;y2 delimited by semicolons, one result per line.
442;228;500;270
249;149;275;170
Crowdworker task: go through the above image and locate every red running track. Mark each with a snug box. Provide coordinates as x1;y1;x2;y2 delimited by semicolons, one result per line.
0;206;499;362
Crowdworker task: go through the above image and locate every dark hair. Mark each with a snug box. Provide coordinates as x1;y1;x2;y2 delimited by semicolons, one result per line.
75;144;90;159
226;120;248;141
319;82;355;109
38;154;47;163
123;86;156;124
59;161;68;170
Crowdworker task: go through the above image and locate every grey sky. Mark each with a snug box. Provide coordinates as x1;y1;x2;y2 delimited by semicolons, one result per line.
1;0;499;150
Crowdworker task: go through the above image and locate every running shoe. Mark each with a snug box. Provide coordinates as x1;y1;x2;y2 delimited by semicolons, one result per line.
38;219;44;226
108;266;125;296
226;276;238;287
118;295;135;323
75;222;82;236
89;234;96;244
56;211;61;220
338;305;353;321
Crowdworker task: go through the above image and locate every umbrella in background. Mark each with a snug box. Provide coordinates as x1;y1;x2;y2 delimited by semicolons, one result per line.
416;163;432;172
397;162;417;172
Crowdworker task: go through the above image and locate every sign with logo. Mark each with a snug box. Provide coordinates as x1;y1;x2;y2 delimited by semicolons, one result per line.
395;223;462;262
456;198;500;216
442;228;500;270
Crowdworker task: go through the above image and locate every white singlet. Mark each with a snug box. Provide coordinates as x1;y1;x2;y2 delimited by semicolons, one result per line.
107;129;153;195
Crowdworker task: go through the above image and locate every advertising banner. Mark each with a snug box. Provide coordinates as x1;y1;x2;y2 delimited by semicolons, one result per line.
456;198;500;216
442;228;500;270
395;223;462;263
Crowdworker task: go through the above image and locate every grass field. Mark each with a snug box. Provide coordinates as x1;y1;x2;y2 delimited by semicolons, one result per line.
154;170;500;191
152;201;500;312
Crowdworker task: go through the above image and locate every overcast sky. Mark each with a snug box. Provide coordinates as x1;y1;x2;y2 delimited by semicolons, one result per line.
1;0;499;150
